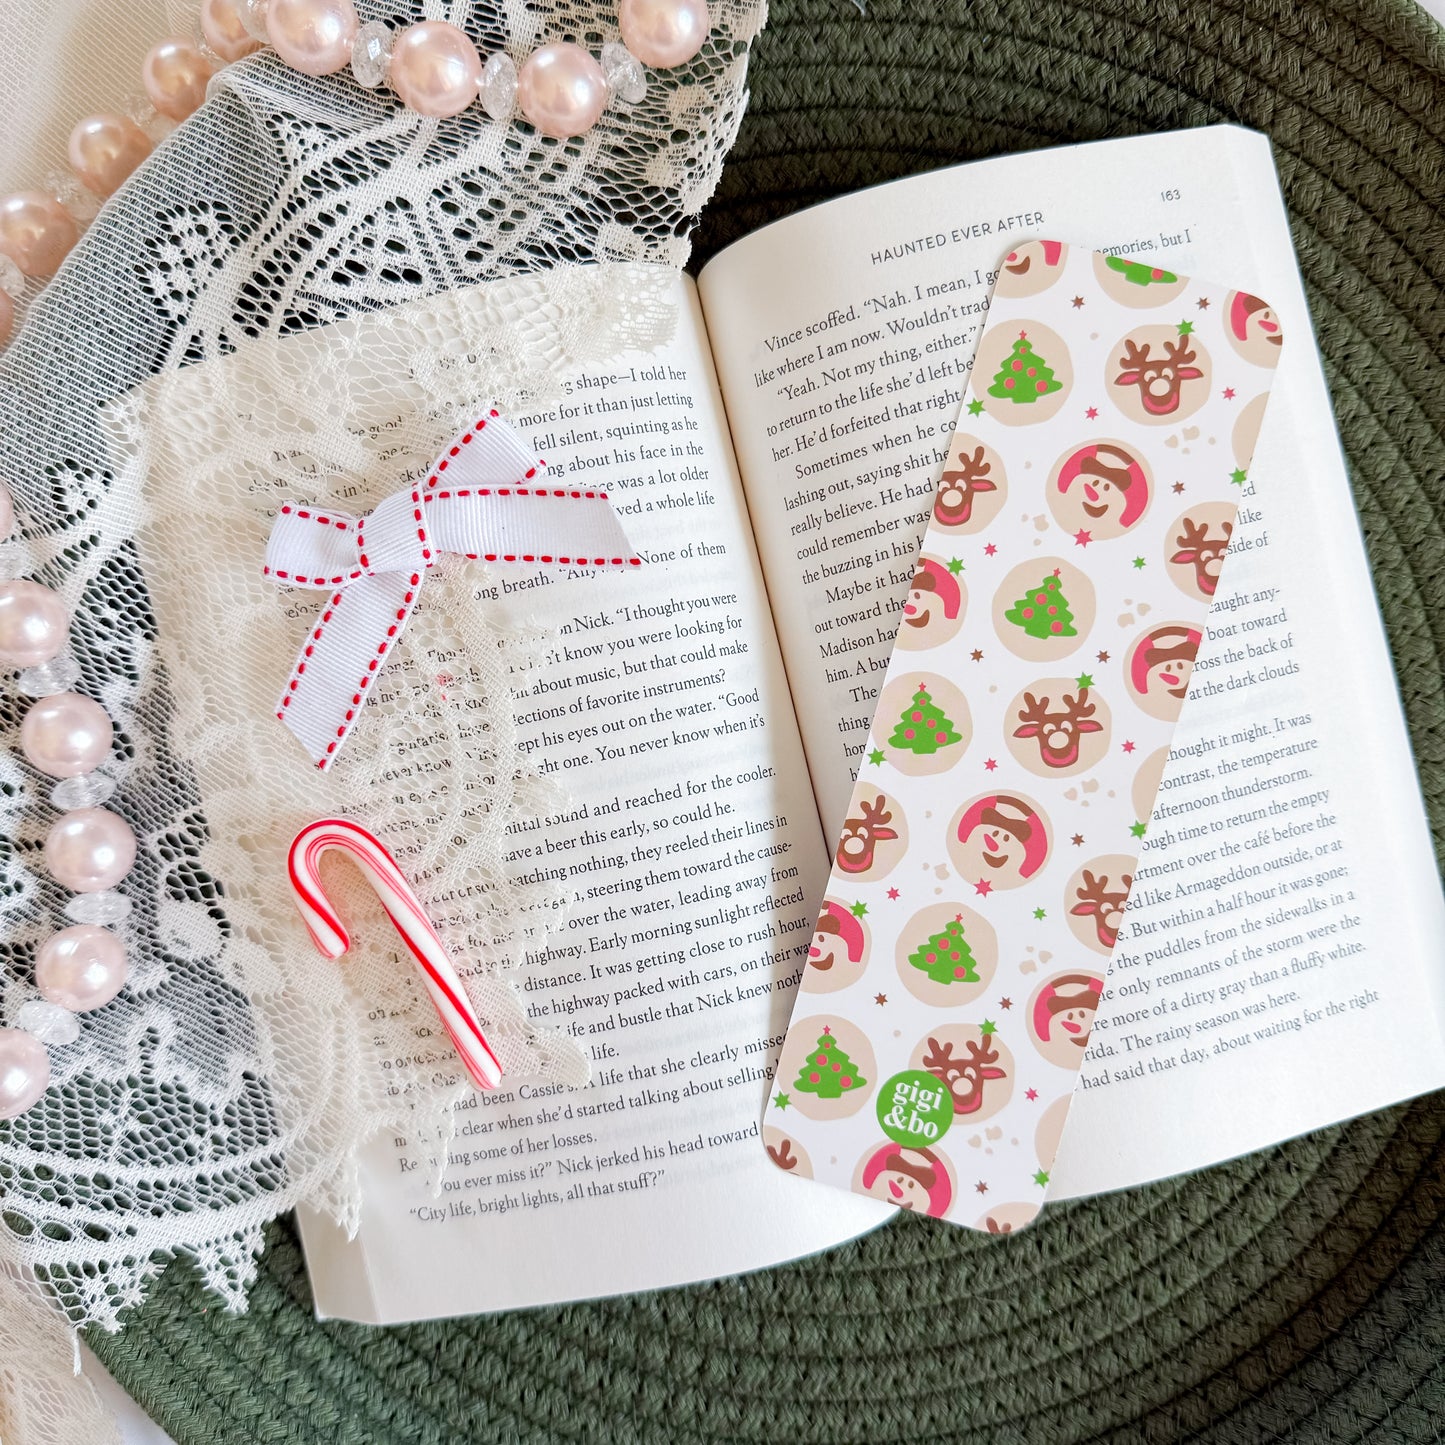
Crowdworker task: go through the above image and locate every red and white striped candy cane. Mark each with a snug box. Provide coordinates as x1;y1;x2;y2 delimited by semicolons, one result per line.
287;818;503;1091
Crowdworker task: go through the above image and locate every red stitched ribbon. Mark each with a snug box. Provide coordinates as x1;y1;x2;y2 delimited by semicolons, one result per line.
264;408;640;769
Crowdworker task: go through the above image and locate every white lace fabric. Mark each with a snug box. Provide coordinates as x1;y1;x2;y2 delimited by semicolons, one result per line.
0;2;764;1439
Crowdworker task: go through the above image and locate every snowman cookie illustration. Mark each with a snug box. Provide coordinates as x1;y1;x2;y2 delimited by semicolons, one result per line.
994;239;1070;298
1027;971;1105;1070
897;556;966;651
1047;439;1153;541
947;792;1052;892
801;899;870;993
854;1142;956;1217
1125;622;1202;721
1224;290;1284;368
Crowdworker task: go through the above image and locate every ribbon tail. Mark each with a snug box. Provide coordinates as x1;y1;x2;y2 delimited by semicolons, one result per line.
277;572;421;770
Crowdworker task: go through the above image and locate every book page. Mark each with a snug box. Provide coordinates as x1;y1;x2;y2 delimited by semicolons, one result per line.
698;127;1445;1196
299;276;888;1324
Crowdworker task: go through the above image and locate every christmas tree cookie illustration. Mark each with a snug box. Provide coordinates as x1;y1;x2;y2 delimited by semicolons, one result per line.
793;1026;866;1100
907;917;980;986
987;331;1062;404
887;683;963;756
1004;571;1076;640
1105;255;1179;287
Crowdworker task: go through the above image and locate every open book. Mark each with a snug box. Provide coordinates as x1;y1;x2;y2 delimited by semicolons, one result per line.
299;125;1445;1322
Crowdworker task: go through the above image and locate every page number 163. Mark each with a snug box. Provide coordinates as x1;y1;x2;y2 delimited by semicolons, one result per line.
1160;188;1182;201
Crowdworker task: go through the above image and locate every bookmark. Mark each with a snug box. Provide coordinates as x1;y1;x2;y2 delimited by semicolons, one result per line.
766;242;1283;1232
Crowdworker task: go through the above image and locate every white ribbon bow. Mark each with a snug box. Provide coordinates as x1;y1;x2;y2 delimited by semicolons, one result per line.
264;408;639;769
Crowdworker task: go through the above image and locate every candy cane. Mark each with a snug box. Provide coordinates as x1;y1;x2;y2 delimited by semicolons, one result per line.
287;818;503;1091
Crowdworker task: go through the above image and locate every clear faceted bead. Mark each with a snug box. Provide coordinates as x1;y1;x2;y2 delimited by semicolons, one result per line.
51;772;116;810
65;890;132;925
351;21;393;88
478;51;518;120
16;1000;79;1047
18;653;81;698
44;172;100;226
242;0;271;43
601;43;647;105
0;254;25;299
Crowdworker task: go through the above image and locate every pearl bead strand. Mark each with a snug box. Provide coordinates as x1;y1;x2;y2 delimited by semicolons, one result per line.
0;479;134;1120
0;0;711;352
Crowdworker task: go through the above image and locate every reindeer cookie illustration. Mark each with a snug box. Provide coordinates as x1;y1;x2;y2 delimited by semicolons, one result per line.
1125;623;1203;721
1028;971;1105;1069
1108;324;1211;425
1065;854;1137;955
898;556;966;651
1224;290;1284;368
762;1126;813;1179
947;793;1052;892
834;786;908;882
1006;680;1111;778
934;439;1006;533
802;899;870;993
914;1023;1014;1121
1047;439;1153;540
1166;503;1236;600
855;1142;955;1216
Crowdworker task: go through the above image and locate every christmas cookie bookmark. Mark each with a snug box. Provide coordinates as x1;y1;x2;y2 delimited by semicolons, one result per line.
766;242;1283;1233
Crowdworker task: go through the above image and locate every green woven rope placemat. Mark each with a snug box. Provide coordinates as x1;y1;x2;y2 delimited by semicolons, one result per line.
91;1;1445;1439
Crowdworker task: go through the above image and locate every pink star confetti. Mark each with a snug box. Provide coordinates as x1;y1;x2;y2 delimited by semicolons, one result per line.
984;543;997;556
984;757;998;771
1222;387;1236;400
1122;739;1136;753
1085;406;1099;420
887;887;899;900
1026;1088;1038;1101
1074;529;1092;547
974;879;993;897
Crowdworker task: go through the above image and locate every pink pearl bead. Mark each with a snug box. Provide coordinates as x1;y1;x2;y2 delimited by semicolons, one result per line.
68;115;154;199
267;0;359;76
20;692;113;778
36;924;128;1012
44;808;137;893
143;38;214;122
517;43;609;140
618;0;710;67
0;481;12;538
201;0;264;62
0;289;12;349
0;192;79;281
0;1027;48;1119
389;22;483;118
0;579;69;667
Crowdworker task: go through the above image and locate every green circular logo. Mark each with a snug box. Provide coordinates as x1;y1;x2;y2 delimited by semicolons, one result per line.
876;1069;952;1146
